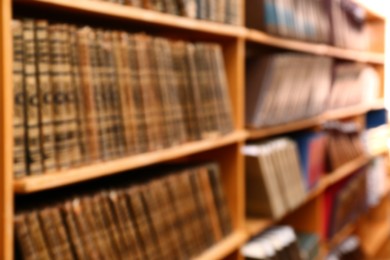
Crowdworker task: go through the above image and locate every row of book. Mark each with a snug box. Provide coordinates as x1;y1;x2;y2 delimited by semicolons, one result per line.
93;0;242;25
15;162;232;259
13;18;234;178
324;168;367;239
246;0;370;50
244;116;387;219
246;53;380;128
241;226;320;260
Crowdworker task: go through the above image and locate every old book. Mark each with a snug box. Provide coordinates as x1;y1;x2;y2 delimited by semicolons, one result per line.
135;34;166;151
61;201;87;259
14;214;38;260
12;20;27;178
38;207;74;259
123;33;149;153
108;189;144;258
176;0;197;18
24;211;51;259
76;27;100;161
23;19;43;175
69;25;88;163
126;185;162;259
34;20;57;173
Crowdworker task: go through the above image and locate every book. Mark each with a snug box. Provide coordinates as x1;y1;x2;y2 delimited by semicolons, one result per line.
12;18;233;177
244;138;307;219
15;162;232;258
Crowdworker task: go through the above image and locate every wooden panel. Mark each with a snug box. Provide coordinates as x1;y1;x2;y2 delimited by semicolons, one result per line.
246;29;384;64
14;0;246;38
0;0;13;259
247;100;385;140
14;131;246;193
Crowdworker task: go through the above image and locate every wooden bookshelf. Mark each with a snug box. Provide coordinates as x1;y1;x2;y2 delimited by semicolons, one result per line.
247;100;385;140
246;29;384;64
14;131;246;193
0;0;386;259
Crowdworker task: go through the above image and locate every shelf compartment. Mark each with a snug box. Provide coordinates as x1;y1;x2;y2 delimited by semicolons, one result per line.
14;131;246;193
14;0;246;38
246;29;384;64
247;100;385;140
193;230;247;260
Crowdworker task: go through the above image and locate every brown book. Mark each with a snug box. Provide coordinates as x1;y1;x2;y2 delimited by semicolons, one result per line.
108;189;144;258
143;0;164;11
171;41;200;142
24;211;51;260
208;44;234;134
126;185;162;259
135;34;166;151
198;166;223;242
123;33;149;153
176;0;197;18
22;19;43;175
69;25;88;164
14;213;41;260
141;180;177;259
72;197;105;259
34;20;57;173
61;201;87;259
208;163;233;236
12;20;28;178
82;195;116;259
38;207;74;259
76;27;100;161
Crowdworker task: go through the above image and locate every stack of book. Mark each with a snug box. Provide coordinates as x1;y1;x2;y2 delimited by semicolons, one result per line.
323;168;367;239
15;162;232;259
244;138;307;219
241;226;302;260
90;0;242;25
328;63;380;110
246;0;370;50
246;53;381;129
246;54;332;128
12;18;234;178
324;121;365;171
327;236;365;260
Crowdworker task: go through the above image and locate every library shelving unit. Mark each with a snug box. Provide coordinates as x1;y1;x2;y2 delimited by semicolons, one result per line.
0;1;387;260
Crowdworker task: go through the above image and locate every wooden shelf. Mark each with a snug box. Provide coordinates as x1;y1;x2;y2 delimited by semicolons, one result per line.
193;230;247;260
246;29;384;64
247;101;385;140
14;0;246;38
14;131;246;193
361;221;390;257
245;218;273;238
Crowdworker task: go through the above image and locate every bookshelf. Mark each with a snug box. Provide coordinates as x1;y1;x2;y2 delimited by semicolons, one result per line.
0;0;388;259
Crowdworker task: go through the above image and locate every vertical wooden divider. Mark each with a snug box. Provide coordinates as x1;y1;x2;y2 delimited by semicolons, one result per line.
0;0;13;259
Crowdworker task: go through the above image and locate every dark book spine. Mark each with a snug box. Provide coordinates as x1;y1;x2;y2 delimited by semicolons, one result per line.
14;214;39;260
22;19;43;175
24;211;51;259
34;20;57;173
126;33;149;153
77;27;100;161
12;20;28;178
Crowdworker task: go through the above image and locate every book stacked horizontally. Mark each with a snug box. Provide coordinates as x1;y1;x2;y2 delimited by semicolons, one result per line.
246;0;371;50
89;0;242;25
13;18;234;178
15;163;232;259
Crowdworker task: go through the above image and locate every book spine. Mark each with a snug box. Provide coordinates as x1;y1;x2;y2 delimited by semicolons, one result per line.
14;214;39;260
23;19;43;175
34;20;57;173
125;33;149;153
12;20;28;178
25;211;52;259
77;27;101;161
